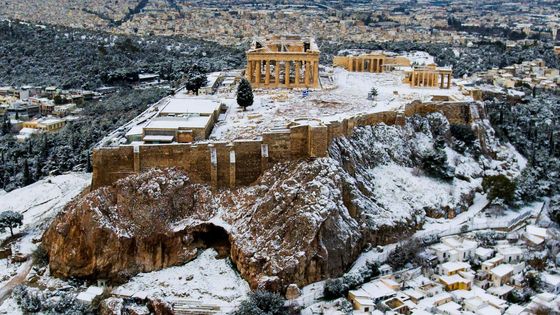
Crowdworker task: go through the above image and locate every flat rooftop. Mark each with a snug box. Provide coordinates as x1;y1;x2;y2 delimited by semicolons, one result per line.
144;116;211;130
160;98;220;116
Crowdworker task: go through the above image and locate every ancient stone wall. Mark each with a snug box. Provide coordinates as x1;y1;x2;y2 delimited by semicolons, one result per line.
92;101;477;189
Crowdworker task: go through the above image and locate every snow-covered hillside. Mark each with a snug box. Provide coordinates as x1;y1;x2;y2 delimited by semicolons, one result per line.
0;173;91;254
116;249;250;312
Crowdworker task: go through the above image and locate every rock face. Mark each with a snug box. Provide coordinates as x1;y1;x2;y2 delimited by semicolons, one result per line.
44;114;495;291
43;169;218;282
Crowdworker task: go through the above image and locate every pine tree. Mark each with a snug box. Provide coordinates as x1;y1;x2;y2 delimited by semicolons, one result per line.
184;66;207;95
237;78;254;111
0;210;24;237
23;159;32;186
86;153;93;172
369;87;378;100
35;158;43;181
1;116;11;135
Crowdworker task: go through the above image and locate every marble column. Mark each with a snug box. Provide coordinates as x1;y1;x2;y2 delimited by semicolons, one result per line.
265;60;270;85
295;60;300;86
255;60;261;86
313;61;319;87
305;61;310;86
247;60;253;82
275;60;280;85
285;61;290;86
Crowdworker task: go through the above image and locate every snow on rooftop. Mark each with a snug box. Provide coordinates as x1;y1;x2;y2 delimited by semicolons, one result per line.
437;301;462;314
439;274;470;285
487;285;513;296
542;273;560;287
352;280;396;300
145;116;211;130
143;135;174;142
475;247;494;257
478;305;502;315
526;225;547;238
504;304;526;315
496;245;523;256
490;264;514;277
160;97;220;115
441;261;471;272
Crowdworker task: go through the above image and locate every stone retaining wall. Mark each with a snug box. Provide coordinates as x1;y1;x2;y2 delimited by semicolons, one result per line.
92;100;478;189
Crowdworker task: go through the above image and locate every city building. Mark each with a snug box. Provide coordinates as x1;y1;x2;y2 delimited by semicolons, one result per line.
139;98;222;144
22;117;66;132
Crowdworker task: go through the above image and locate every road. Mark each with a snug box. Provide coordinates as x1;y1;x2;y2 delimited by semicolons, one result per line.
0;259;33;304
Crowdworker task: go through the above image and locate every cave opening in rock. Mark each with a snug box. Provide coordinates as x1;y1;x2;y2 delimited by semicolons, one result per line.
191;224;231;259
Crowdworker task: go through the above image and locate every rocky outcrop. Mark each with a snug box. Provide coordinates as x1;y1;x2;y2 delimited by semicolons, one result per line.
43;169;218;282
43;114;492;291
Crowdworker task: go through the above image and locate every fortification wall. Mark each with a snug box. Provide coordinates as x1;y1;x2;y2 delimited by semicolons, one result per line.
92;101;477;189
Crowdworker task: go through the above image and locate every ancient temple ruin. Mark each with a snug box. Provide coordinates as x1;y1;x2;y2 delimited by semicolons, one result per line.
245;35;320;89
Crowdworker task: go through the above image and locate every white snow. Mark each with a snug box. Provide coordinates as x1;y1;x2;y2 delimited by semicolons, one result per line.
210;68;469;141
116;249;250;312
0;173;91;254
367;164;453;221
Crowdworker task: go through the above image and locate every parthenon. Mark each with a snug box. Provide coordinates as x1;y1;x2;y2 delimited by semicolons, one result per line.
245;35;320;89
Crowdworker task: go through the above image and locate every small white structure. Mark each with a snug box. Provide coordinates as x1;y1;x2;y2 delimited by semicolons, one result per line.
482;255;504;272
504;304;527;315
76;286;104;305
475;247;494;262
348;280;396;312
542;273;560;294
440;261;471;276
496;245;523;263
490;264;514;287
432;237;478;263
523;225;548;247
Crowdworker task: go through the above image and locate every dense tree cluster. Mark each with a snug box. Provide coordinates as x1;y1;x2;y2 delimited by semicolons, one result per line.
323;261;380;299
0;21;246;89
0;88;167;191
234;291;287;315
12;285;92;314
387;238;424;270
482;174;517;205
486;92;560;202
320;40;559;78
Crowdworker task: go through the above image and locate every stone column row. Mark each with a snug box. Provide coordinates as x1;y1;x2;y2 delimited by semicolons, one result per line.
410;71;452;89
348;57;383;73
247;58;318;88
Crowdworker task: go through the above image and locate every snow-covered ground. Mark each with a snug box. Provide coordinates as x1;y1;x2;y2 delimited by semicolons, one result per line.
366;163;477;225
0;173;91;255
115;249;250;312
0;173;90;312
211;68;470;140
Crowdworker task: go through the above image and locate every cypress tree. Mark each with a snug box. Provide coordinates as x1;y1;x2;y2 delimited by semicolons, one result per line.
23;159;32;186
236;78;254;111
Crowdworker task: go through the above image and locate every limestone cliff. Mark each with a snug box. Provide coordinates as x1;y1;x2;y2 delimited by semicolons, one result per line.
44;114;511;291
